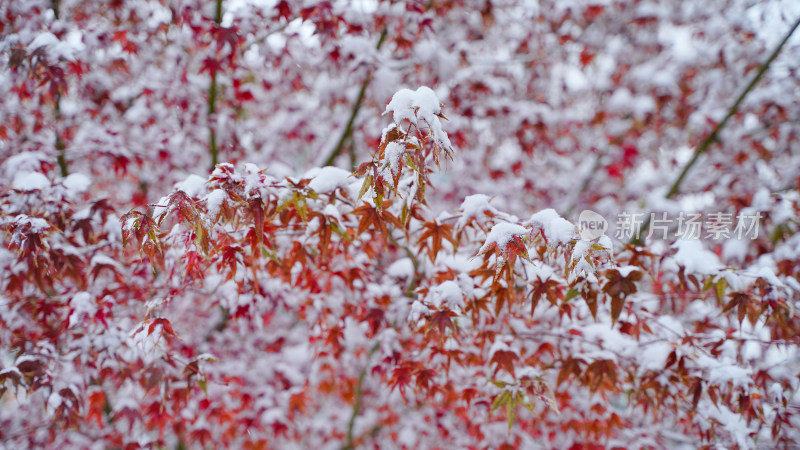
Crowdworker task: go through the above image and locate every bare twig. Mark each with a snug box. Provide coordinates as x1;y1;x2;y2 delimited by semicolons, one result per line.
322;27;388;168
55;91;68;177
207;0;224;169
342;343;380;450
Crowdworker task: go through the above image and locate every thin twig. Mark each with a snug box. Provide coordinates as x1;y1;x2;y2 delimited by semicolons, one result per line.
239;17;297;53
208;0;224;169
49;0;67;175
342;343;380;450
323;28;388;167
55;91;68;177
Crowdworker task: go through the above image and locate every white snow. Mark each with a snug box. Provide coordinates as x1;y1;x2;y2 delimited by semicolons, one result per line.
28;32;60;51
47;391;63;412
517;366;542;380
11;215;51;236
15;355;40;365
746;263;785;289
670;239;723;275
655;315;685;337
377;328;401;357
152;195;170;221
243;163;265;197
746;0;800;47
444;337;460;351
562;65;589;92
2;152;48;178
0;367;22;377
409;300;430;324
386;86;441;126
696;402;755;449
90;253;124;271
772;195;796;225
144;1;173;28
427;280;464;313
457;194;499;229
488;140;522;172
69;292;96;328
12;172;49;191
570;240;595;276
695;353;753;389
322;204;343;224
528;208;576;244
597;235;614;257
306;166;352;194
206;189;227;218
607;88;656;119
28;30;85;61
618;265;640;278
488;338;516;358
387;258;414;279
524;259;559;281
722;239;748;263
385;86;453;152
343;318;369;350
479;222;529;255
431;254;476;276
175;174;208;197
638;341;672;371
383;141;405;173
243;43;261;67
658;24;698;63
63;173;91;194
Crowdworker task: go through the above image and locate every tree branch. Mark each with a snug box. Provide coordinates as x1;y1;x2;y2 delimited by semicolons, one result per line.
342;343;380;450
665;15;800;200
55;91;68;177
632;16;800;245
323;27;388;168
208;0;224;169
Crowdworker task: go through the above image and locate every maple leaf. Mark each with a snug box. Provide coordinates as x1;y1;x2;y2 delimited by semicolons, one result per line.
520;375;560;415
418;220;456;261
352;202;401;238
478;223;531;283
200;57;224;75
275;0;292;20
390;362;421;401
246;197;266;249
428;310;457;341
362;307;385;335
148;318;177;338
603;268;642;323
39;64;67;100
288;389;308;420
529;276;561;316
491;350;519;378
190;429;213;447
557;358;583;386
610;295;625;324
183;250;205;280
85;389;106;428
215;26;241;54
603;268;641;298
415;368;436;391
